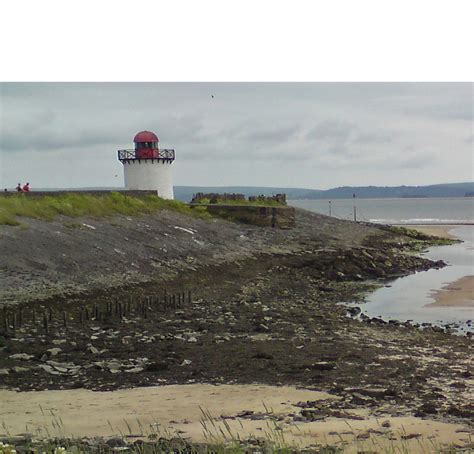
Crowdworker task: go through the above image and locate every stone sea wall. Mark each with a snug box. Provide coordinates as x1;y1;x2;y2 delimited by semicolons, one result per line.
199;204;296;229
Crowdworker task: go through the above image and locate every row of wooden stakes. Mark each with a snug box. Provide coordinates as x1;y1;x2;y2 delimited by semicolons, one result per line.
1;291;192;334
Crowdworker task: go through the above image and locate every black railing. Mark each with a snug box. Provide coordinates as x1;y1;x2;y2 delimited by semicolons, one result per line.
117;149;175;161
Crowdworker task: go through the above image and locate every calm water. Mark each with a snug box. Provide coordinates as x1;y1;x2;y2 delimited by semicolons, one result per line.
364;225;473;333
290;197;474;224
290;198;474;332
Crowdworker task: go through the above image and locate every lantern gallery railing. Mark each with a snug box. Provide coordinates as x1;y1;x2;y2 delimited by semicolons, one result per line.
117;149;175;162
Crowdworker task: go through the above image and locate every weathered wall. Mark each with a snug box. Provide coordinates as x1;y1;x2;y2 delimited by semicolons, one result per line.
196;204;296;229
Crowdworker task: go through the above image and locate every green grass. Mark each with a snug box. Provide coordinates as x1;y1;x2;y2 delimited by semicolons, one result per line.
0;192;211;226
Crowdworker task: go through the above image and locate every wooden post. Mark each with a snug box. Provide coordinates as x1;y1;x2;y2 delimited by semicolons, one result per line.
18;308;23;327
43;311;49;334
2;309;7;331
48;308;53;322
188;290;192;304
85;307;90;321
353;193;357;222
62;311;67;329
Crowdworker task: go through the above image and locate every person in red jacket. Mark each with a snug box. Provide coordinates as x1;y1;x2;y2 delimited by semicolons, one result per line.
22;182;30;192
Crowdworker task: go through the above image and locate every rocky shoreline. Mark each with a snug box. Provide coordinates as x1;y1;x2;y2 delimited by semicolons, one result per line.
0;208;472;444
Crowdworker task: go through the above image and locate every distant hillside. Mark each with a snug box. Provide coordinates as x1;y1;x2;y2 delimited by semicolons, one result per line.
174;182;474;201
27;182;474;201
313;183;474;200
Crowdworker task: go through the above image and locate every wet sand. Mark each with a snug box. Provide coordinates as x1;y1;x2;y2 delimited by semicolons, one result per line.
405;225;456;239
0;384;470;452
427;275;474;307
407;225;473;309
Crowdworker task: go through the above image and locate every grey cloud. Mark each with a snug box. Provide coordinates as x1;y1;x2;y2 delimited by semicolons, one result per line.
239;126;300;144
306;120;356;141
1;125;119;152
1;82;472;189
353;132;392;144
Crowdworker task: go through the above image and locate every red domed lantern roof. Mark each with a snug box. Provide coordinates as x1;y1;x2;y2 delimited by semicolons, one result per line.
133;131;159;143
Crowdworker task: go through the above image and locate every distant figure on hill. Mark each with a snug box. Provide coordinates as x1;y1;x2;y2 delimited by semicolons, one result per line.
22;182;30;192
16;183;22;192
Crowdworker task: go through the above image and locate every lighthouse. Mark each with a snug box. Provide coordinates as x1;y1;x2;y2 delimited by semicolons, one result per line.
117;131;175;199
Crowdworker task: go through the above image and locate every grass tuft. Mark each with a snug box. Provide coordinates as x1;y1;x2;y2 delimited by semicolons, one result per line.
194;197;284;207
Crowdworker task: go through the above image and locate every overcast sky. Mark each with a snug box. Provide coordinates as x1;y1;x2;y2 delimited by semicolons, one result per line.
0;83;472;190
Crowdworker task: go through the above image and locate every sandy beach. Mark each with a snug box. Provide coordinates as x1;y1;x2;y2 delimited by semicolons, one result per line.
427;275;474;307
0;384;470;452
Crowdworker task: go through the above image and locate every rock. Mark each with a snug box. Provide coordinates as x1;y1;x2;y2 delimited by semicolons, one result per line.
346;306;361;317
125;367;144;374
251;352;274;360
447;406;474;419
310;361;336;371
146;362;169;372
356;432;370;439
52;339;67;345
47;348;62;356
401;433;421;440
350;393;375;405
9;353;34;361
300;410;326;421
346;387;396;399
0;369;9;375
180;359;192;366
415;403;437;416
236;410;254;418
370;317;387;325
89;346;99;354
105;437;127;448
38;364;60;375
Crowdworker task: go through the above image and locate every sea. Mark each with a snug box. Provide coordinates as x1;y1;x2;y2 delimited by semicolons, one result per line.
290;198;474;334
290;197;474;225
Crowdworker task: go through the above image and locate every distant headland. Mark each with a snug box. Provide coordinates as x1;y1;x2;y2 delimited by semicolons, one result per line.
21;182;474;201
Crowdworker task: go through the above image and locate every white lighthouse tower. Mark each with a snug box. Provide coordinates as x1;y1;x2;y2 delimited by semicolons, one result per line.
117;131;175;199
